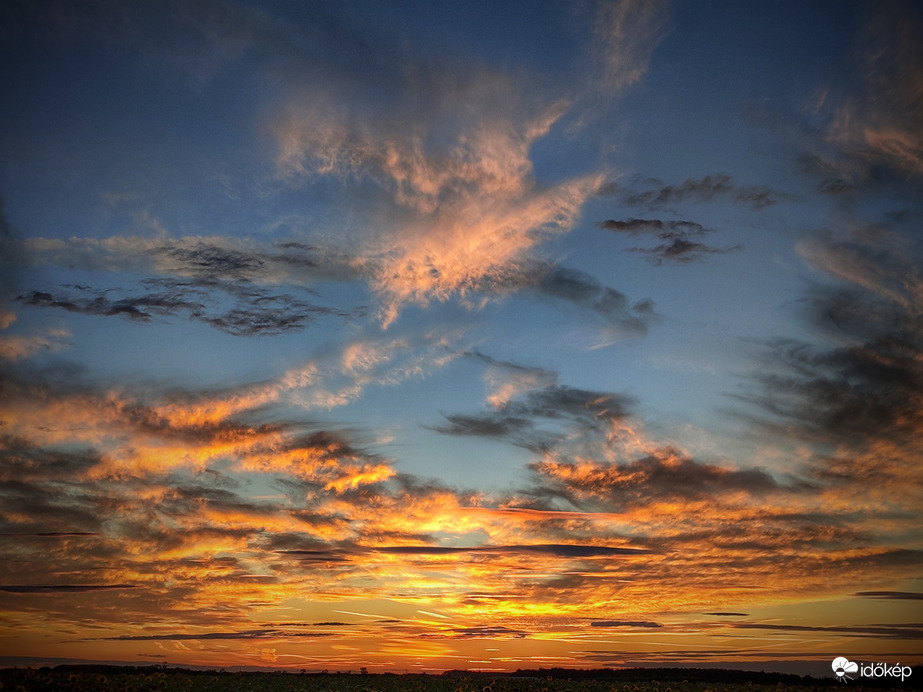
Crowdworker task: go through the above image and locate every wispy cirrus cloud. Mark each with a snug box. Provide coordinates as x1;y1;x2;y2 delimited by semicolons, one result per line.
265;2;669;327
272;81;606;326
827;2;923;177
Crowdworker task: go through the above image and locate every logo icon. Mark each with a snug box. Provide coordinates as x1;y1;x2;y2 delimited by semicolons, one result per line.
832;657;859;683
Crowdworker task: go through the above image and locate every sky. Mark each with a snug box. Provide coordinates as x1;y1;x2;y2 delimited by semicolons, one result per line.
0;0;922;676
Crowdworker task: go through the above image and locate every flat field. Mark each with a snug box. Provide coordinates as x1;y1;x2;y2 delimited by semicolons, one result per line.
0;668;916;692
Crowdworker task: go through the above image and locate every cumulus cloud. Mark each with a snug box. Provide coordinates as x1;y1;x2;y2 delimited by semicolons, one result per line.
597;217;742;264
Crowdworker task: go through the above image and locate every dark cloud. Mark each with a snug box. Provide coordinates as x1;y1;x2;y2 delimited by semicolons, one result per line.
705;612;749;617
0;584;137;593
156;484;281;521
0;532;98;537
430;384;636;450
0;434;102;481
742;230;923;491
854;591;923;600
430;412;532;438
280;543;651;566
441;626;529;639
374;544;651;557
482;262;655;335
524;449;782;512
534;266;656;328
101;629;335;641
597;218;741;265
276;549;354;565
155;244;268;280
601;174;778;210
18;279;348;337
597;218;710;237
591;620;662;628
730;622;923;640
627;237;742;265
0;477;105;535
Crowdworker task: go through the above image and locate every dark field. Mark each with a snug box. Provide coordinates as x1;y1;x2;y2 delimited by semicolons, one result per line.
1;667;919;692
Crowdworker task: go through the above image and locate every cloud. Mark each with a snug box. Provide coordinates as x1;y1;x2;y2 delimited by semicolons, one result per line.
530;265;657;330
102;629;336;641
268;45;614;326
602;173;778;210
730;622;923;640
17;239;358;337
597;218;710;237
372;544;651;557
598;217;741;264
0;196;26;332
0;532;98;537
854;591;923;600
785;4;923;197
569;0;670;130
0;329;70;361
626;238;742;265
0;584;137;593
829;2;923;177
528;448;780;510
431;383;636;451
431;413;532;439
12;5;661;331
441;625;528;639
467;351;558;409
591;620;662;628
744;227;923;509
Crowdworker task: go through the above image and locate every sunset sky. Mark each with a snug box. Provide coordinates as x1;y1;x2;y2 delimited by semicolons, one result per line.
1;0;922;675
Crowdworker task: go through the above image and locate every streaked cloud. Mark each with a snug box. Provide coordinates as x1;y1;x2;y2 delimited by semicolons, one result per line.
598;218;743;265
0;584;138;593
854;591;923;600
591;620;662;628
829;2;923;176
601;174;779;210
